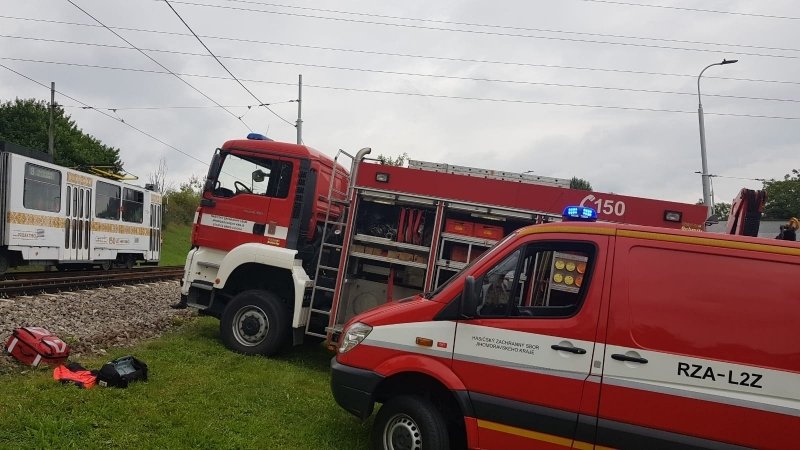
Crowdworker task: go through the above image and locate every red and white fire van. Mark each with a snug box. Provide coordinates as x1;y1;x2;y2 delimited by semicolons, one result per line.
331;208;800;449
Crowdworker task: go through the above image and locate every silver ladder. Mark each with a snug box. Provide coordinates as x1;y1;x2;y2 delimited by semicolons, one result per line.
305;149;359;338
407;159;571;188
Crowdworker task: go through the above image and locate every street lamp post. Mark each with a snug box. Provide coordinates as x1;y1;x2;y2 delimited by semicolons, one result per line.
697;58;738;217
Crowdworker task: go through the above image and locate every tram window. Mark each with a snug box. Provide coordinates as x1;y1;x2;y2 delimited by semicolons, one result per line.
23;163;61;212
96;181;121;220
122;188;144;223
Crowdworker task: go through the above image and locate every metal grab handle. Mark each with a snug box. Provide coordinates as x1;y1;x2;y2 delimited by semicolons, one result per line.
611;354;648;364
550;345;587;354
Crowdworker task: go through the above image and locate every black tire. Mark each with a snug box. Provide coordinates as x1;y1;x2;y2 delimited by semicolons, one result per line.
220;290;290;356
371;396;450;450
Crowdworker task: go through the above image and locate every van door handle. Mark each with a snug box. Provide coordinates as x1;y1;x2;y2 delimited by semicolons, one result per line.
611;354;648;364
550;345;587;354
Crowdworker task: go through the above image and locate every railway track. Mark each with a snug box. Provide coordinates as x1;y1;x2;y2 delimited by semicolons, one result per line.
0;266;184;297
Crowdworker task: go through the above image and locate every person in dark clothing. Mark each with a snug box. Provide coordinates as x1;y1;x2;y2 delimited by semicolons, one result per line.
776;217;798;241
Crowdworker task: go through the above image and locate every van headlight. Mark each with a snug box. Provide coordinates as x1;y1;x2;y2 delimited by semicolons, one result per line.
338;322;373;354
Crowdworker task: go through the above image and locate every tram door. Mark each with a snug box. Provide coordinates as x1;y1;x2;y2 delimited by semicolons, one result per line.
64;184;92;261
149;202;162;262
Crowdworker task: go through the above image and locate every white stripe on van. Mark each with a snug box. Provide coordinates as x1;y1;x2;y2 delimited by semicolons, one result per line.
603;344;800;415
359;321;800;417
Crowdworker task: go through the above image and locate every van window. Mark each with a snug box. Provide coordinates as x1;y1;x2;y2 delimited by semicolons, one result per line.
475;242;595;318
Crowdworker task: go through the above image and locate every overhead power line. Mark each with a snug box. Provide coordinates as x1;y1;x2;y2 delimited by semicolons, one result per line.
166;0;797;60
60;101;295;111
2;16;798;87
210;0;800;53
575;0;800;21
161;0;294;127
4;56;798;120
66;0;254;131
3;35;799;104
0;63;210;168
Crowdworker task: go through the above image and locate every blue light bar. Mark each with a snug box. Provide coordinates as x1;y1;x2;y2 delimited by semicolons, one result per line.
562;206;598;222
247;133;273;141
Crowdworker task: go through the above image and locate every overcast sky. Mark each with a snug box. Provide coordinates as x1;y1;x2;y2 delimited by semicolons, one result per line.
1;0;798;207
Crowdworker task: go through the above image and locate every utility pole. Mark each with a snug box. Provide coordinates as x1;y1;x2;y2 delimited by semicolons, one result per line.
48;82;55;158
296;74;303;145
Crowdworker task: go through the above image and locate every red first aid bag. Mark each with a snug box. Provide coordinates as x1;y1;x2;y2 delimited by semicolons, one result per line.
4;327;70;367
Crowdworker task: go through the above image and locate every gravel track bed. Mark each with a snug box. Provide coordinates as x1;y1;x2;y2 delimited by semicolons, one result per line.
0;281;194;373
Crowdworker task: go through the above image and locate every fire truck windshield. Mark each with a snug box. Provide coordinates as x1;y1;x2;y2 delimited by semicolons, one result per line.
213;153;292;198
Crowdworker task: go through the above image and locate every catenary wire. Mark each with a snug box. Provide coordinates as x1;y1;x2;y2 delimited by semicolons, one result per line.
574;0;799;21
66;0;254;131
60;101;295;110
2;35;798;104
166;0;799;60
162;0;294;127
3;56;798;120
206;0;800;53
1;15;797;87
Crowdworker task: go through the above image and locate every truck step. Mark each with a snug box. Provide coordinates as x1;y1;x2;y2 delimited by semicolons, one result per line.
305;331;327;339
325;325;344;334
313;286;335;293
310;308;331;315
317;265;339;272
322;243;343;249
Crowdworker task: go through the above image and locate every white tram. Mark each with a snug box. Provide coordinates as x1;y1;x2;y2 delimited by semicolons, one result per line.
0;142;162;275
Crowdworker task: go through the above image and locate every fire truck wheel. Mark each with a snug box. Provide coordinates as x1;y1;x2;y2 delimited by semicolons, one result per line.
220;290;290;356
371;395;450;450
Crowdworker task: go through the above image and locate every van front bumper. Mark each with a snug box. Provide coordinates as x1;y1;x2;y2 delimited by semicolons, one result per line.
330;357;384;420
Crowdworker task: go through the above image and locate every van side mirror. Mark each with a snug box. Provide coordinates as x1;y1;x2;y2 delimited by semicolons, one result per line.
461;276;478;318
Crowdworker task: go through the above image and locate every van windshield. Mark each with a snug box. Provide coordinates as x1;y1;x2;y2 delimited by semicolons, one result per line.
424;231;519;299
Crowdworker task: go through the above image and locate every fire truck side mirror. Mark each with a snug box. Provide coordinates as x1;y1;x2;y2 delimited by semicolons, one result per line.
461;276;478;318
252;169;267;183
204;153;222;192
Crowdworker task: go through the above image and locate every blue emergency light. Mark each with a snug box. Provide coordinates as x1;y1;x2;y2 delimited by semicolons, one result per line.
562;206;598;222
247;133;273;141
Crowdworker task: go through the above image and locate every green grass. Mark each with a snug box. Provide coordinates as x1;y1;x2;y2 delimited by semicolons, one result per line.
0;318;372;449
160;223;192;266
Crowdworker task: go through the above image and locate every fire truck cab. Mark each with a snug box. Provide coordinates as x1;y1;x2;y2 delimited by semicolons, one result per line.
331;209;800;450
181;135;351;354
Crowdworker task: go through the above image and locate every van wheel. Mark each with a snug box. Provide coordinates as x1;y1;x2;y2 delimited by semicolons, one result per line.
371;396;450;450
220;290;289;356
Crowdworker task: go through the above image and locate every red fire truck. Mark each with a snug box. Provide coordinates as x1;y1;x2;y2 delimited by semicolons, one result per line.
181;134;707;355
